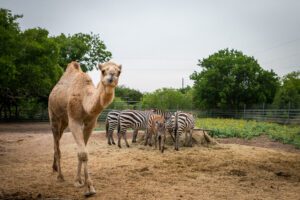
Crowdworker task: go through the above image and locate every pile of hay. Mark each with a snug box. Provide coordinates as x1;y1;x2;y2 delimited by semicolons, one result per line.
137;130;218;147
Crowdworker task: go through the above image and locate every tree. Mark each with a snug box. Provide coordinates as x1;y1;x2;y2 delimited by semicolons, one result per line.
0;9;113;120
0;9;22;118
273;71;300;109
142;88;193;110
115;85;143;103
190;49;279;109
17;28;63;105
53;33;112;71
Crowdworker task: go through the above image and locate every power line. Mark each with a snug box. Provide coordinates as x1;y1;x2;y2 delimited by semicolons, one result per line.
252;37;300;56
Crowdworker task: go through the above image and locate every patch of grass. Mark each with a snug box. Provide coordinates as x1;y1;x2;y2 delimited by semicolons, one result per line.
196;118;300;148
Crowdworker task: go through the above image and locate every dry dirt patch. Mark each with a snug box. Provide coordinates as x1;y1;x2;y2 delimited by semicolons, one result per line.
0;124;299;200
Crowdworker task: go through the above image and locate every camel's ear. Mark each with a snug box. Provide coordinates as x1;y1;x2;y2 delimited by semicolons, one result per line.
118;64;122;70
98;63;104;71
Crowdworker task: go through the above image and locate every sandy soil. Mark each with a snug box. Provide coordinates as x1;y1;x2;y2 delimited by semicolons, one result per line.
0;123;300;200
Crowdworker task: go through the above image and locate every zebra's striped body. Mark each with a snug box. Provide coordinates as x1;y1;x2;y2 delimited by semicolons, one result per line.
144;114;165;146
145;114;166;152
151;109;173;120
117;110;154;148
106;110;140;145
166;111;195;151
105;110;119;145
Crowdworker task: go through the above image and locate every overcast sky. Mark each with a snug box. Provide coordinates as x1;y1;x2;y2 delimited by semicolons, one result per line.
1;0;300;92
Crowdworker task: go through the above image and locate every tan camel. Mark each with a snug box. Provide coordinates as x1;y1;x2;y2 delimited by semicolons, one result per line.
48;60;121;196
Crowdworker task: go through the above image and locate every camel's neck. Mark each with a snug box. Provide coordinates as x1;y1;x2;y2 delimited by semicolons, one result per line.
85;81;115;115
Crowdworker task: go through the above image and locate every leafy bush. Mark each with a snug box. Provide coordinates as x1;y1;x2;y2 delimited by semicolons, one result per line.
196;118;300;148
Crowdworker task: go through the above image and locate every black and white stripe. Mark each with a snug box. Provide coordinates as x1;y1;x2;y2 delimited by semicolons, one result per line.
117;110;154;148
151;109;173;120
105;110;120;145
166;111;195;151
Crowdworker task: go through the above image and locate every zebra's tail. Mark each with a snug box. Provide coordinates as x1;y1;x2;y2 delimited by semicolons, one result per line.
174;111;179;139
117;113;121;134
105;119;109;138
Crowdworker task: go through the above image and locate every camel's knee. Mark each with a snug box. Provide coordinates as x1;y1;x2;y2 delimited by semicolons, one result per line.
78;151;88;162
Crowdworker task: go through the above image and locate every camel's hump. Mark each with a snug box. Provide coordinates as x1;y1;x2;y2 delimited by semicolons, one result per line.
66;61;82;73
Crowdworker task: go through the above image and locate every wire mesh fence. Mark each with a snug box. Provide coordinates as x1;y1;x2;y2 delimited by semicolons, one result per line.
1;107;299;125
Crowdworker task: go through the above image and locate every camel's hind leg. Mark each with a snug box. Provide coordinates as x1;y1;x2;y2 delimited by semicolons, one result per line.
51;119;66;181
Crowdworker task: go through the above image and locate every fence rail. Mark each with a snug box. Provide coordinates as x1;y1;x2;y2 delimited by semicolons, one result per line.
1;108;300;125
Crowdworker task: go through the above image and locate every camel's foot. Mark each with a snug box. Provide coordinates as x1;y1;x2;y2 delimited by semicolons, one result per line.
126;144;130;148
57;174;64;182
132;140;136;143
74;180;84;188
108;142;112;145
118;144;122;148
112;141;116;145
84;185;96;197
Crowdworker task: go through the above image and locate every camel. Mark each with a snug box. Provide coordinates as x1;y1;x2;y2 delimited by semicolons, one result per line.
48;60;121;196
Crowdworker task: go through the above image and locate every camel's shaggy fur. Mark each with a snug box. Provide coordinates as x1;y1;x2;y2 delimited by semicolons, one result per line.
48;61;121;196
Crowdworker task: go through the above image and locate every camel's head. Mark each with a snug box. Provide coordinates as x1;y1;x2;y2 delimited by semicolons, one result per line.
98;60;122;87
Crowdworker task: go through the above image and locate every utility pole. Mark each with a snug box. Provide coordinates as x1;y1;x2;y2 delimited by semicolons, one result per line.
182;78;184;89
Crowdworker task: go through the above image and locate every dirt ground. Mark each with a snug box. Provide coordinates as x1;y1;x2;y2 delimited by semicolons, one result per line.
0;123;300;200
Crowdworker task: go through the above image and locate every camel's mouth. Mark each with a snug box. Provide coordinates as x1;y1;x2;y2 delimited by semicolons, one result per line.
103;79;118;87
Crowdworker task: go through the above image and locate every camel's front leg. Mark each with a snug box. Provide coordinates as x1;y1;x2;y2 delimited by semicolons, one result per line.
69;119;96;197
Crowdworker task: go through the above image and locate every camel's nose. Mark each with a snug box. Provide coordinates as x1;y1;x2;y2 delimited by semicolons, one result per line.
108;76;113;83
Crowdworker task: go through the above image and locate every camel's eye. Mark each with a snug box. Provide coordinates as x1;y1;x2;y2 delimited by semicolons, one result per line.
101;70;106;75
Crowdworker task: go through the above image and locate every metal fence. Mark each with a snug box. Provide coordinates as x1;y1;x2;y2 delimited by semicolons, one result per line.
1;107;299;125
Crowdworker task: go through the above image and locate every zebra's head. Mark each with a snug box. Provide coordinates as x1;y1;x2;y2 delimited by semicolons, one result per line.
155;121;166;137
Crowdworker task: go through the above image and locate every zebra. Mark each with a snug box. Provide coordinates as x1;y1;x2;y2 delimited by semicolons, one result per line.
105;110;119;145
151;109;173;120
117;110;155;148
165;111;195;151
147;114;166;153
105;110;140;145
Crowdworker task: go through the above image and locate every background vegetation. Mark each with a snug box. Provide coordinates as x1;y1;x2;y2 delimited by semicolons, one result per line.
0;8;299;119
196;118;300;148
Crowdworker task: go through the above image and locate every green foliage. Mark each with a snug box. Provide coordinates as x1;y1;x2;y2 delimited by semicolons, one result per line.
196;118;300;148
273;71;300;109
142;88;193;110
190;49;280;109
107;97;128;110
0;9;112;119
53;33;112;71
17;28;63;104
115;85;143;103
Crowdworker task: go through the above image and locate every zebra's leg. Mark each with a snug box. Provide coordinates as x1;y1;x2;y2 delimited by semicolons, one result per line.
154;135;161;150
108;130;112;145
117;129;122;148
132;129;138;143
175;130;179;151
189;129;193;147
148;130;153;147
123;130;130;148
184;131;188;147
144;129;149;146
161;134;166;153
110;131;116;145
